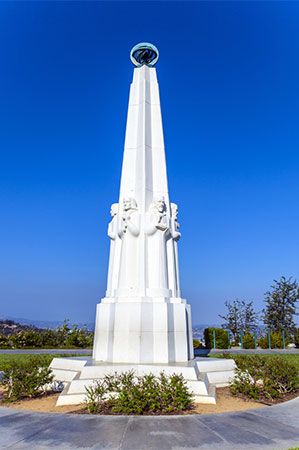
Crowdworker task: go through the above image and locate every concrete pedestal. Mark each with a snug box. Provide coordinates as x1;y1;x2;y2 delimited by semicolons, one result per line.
50;357;236;406
93;300;193;363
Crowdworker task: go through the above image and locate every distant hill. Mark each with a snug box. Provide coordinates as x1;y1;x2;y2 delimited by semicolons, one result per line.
2;316;94;331
0;319;40;336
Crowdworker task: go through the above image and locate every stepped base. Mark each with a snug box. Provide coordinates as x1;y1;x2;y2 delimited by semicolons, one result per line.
49;357;236;407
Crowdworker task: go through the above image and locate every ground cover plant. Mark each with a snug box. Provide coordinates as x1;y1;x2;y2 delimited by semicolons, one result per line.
228;355;298;402
85;371;193;415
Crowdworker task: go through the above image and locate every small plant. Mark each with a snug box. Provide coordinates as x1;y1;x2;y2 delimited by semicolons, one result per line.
0;356;54;402
85;371;193;415
230;355;298;401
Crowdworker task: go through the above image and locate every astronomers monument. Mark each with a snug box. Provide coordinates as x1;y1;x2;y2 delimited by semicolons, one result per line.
51;43;235;405
92;42;193;364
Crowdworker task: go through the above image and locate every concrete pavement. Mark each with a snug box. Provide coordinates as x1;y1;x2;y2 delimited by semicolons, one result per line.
0;398;298;449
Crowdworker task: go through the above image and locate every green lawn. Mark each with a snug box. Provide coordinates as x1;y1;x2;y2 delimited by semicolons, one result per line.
212;353;299;371
1;352;298;372
0;353;86;370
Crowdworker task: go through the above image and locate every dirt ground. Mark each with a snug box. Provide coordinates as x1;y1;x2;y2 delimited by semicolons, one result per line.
0;387;265;415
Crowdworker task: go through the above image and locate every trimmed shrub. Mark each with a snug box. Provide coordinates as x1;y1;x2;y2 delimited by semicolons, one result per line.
242;333;255;349
85;371;193;414
0;356;54;402
230;355;298;401
204;328;229;349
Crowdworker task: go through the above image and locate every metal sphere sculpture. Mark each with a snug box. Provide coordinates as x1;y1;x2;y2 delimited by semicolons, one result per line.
130;42;159;67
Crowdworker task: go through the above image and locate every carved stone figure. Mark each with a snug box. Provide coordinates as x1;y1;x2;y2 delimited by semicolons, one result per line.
146;198;170;294
106;203;120;297
170;202;181;297
116;198;140;295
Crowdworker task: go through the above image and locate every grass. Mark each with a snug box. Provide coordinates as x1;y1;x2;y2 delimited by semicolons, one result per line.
212;353;299;371
0;353;87;370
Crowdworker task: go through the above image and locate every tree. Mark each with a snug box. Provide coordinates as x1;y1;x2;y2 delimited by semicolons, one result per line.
263;276;299;334
219;299;258;342
242;301;259;334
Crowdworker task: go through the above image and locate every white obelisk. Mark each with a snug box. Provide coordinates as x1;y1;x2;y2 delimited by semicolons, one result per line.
93;43;194;364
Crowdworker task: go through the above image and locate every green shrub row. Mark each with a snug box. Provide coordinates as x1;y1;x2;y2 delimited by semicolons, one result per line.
85;371;193;414
203;328;298;349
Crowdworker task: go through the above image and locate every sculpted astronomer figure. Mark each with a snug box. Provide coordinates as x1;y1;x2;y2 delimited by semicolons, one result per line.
106;203;120;297
117;198;140;295
146;198;170;294
170;202;181;297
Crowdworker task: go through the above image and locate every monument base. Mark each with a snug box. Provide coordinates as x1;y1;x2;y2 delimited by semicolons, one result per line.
92;299;194;364
49;357;236;406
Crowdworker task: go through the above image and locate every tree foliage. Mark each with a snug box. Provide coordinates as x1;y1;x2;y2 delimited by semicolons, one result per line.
219;299;259;342
263;276;299;334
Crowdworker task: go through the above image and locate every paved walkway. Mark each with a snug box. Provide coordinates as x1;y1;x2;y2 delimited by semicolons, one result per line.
0;398;298;449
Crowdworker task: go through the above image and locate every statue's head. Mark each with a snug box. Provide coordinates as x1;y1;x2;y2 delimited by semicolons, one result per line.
110;203;118;217
171;203;178;220
154;197;166;214
123;197;137;211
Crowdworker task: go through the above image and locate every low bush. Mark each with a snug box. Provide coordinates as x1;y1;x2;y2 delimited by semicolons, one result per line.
242;333;255;349
85;371;193;414
0;356;54;402
204;328;229;349
294;329;299;348
230;355;298;401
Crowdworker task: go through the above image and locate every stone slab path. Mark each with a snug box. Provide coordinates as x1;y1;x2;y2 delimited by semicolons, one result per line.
0;398;298;450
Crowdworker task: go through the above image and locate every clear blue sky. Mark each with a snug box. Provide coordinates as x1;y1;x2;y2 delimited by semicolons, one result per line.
1;1;299;326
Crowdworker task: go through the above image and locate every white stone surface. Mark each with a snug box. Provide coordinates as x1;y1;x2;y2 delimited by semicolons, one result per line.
50;369;79;382
92;63;193;364
195;358;236;373
205;370;235;387
50;358;87;371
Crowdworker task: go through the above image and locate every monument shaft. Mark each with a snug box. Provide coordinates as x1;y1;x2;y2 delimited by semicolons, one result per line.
93;63;193;363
